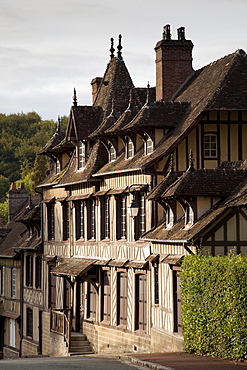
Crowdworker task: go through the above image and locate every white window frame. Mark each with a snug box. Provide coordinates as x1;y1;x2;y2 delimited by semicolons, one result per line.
166;206;174;229
120;196;127;239
126;137;134;159
55;158;60;174
10;319;16;348
11;268;16;298
109;144;116;162
78;141;86;170
145;136;153;155
204;133;217;158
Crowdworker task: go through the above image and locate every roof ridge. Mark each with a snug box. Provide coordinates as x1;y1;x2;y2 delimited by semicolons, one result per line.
206;50;246;109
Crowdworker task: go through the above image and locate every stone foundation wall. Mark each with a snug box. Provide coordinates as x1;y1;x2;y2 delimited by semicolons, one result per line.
150;327;184;352
42;311;51;356
21;339;38;357
50;332;68;357
83;321;151;354
3;346;19;359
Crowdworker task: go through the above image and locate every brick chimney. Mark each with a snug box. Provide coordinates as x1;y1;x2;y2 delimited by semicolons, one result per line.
8;182;29;222
91;77;103;104
155;25;194;101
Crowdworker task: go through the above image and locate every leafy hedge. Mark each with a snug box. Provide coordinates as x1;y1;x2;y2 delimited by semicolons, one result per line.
180;254;247;360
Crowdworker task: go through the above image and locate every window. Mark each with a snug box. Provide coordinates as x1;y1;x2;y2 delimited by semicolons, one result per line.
101;271;111;322
109;144;116;162
116;195;126;239
87;199;95;240
78;141;85;170
10;319;16;347
87;283;96;320
173;270;182;333
117;272;127;326
35;256;42;289
204;133;217;158
134;193;146;240
49;266;56;309
154;264;159;305
62;202;70;241
126;137;134;159
64;278;70;310
135;274;147;332
27;308;33;338
145;135;153;155
0;266;4;296
11;268;16;298
47;202;55;240
185;203;194;227
166;206;174;229
55;158;60;174
75;201;85;240
101;196;110;240
26;255;33;287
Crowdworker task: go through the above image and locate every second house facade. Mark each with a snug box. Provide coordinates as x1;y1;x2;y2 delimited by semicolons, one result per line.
37;25;247;355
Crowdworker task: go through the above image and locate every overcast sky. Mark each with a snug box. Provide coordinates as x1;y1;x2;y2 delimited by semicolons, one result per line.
1;0;247;121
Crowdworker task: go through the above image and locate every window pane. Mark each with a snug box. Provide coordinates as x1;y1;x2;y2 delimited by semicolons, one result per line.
204;134;217;158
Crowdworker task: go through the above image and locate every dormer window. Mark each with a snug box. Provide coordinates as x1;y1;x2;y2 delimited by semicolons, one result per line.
204;133;217;158
78;141;86;170
109;144;116;162
166;206;174;229
126;137;134;159
55;158;60;174
145;135;153;155
185;203;194;228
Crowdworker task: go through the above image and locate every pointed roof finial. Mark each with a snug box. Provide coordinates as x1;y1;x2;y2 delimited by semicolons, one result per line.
110;37;115;59
57;116;61;133
146;82;151;105
169;153;175;173
188;149;195;171
73;88;77;106
117;34;123;60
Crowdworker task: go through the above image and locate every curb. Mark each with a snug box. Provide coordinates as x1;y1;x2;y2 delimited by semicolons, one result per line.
120;355;174;370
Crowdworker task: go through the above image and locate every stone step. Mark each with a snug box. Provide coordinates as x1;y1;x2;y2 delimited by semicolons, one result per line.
68;332;93;355
70;332;87;341
70;341;91;349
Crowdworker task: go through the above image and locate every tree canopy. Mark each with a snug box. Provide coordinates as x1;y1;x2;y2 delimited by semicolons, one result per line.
0;112;68;204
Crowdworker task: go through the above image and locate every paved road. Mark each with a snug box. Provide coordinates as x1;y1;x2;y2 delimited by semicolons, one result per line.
0;356;143;370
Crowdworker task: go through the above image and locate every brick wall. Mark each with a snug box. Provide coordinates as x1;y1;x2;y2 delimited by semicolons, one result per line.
155;26;194;102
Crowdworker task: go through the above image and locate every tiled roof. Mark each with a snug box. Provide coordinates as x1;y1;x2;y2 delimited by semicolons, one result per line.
159;168;247;198
139;50;247;170
56;141;108;186
143;177;247;243
92;57;140;120
0;197;42;257
123;101;189;131
38;130;65;155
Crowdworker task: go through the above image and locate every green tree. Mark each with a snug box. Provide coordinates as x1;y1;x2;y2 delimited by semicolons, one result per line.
0;175;10;202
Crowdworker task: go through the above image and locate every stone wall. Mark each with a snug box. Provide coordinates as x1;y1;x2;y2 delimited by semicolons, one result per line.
3;346;19;359
50;332;68;357
21;339;38;357
150;327;184;352
83;321;151;354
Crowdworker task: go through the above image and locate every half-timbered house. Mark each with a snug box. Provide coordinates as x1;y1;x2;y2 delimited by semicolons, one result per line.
0;184;44;358
37;24;247;355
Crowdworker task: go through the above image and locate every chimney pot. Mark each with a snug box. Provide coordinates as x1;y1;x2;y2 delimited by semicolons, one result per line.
163;24;171;40
177;27;186;40
155;25;194;101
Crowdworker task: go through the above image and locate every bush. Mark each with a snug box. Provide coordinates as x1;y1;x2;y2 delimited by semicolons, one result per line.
180;254;247;360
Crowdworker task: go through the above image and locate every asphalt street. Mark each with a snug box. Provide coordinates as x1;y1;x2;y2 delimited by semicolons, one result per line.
0;356;143;370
